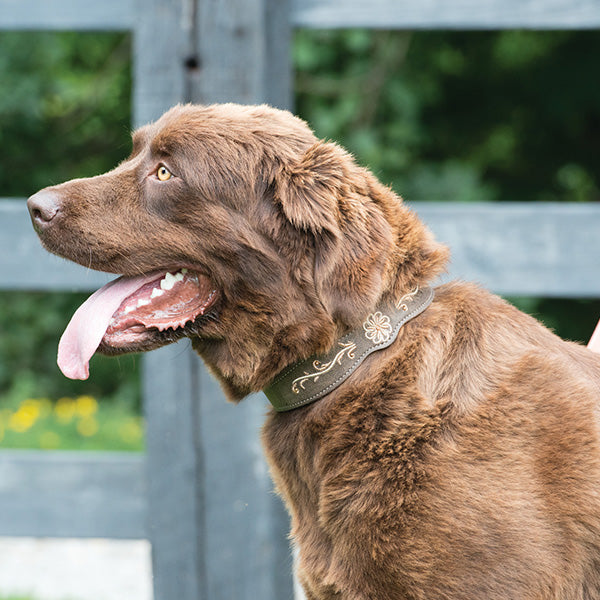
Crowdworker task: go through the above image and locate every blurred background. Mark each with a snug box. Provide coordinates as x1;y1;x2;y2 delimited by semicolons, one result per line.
0;27;599;599
1;29;599;457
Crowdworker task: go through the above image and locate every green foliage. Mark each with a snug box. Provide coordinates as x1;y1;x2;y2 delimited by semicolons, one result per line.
0;291;140;402
0;291;142;450
1;29;600;453
294;30;600;204
0;32;137;451
294;28;600;345
0;31;131;197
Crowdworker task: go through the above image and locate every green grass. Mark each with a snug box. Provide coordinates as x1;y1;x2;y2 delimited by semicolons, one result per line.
0;395;143;452
0;355;143;452
0;383;143;452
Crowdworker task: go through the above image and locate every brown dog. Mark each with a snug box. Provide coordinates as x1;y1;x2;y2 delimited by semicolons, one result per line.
28;104;600;599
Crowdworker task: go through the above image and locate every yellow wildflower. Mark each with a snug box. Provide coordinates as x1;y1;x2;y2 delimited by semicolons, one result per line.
55;397;75;423
21;398;42;417
77;416;99;437
75;395;98;417
119;418;143;444
9;402;40;433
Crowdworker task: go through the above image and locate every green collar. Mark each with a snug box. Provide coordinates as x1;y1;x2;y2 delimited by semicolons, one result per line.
264;286;434;412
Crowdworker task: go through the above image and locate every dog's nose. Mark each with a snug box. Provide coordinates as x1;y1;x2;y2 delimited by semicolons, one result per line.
27;190;61;229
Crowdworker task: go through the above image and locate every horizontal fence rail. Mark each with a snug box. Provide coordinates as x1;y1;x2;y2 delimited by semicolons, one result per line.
0;450;146;539
1;199;114;292
291;0;600;30
3;0;600;31
4;199;600;297
413;202;600;297
0;0;136;30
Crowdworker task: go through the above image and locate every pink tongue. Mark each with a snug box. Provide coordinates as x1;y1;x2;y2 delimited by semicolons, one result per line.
57;273;161;380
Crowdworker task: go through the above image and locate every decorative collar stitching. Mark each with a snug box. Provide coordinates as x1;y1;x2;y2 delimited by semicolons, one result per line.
264;286;434;412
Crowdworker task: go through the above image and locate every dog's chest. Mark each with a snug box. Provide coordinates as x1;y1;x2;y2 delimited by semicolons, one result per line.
261;406;432;599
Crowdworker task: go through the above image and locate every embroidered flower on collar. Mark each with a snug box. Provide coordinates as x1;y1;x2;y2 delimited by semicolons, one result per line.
363;311;392;344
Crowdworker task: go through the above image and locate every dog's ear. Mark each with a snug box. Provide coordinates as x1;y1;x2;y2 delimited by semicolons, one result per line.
274;140;448;328
274;142;344;238
274;141;396;326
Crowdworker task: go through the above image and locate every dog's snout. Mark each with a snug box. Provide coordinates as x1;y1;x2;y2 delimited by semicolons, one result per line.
27;190;61;229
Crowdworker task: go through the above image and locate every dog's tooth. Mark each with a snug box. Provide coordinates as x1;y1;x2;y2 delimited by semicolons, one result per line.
137;298;151;308
181;268;188;274
124;305;135;314
174;272;184;282
160;272;177;290
151;287;165;299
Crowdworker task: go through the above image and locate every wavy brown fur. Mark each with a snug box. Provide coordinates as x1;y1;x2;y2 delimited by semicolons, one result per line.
30;103;600;599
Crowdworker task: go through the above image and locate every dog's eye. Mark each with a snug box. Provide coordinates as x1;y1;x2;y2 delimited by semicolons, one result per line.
157;165;172;181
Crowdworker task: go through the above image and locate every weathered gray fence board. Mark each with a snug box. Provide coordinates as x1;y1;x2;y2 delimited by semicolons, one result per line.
192;0;291;108
133;0;193;129
291;0;600;29
412;201;600;297
0;199;113;292
5;0;598;32
0;450;146;539
143;344;206;600
0;0;135;30
4;199;600;297
198;375;294;600
134;3;209;600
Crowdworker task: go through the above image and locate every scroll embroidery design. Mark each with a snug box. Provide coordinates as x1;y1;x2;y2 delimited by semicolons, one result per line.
396;286;419;311
291;341;357;394
289;287;420;395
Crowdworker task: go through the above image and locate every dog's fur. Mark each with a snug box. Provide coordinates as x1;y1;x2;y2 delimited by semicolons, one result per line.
30;104;600;599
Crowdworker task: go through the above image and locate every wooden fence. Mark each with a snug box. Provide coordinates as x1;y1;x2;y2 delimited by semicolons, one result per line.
1;1;599;599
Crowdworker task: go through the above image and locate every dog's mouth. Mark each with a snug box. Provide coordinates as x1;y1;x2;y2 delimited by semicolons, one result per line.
57;268;218;380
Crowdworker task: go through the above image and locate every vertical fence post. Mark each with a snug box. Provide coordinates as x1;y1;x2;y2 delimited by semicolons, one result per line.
142;345;206;600
188;1;295;595
136;0;295;598
191;0;292;108
134;2;206;599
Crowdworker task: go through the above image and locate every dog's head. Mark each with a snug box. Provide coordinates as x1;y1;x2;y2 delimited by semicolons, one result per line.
28;103;447;400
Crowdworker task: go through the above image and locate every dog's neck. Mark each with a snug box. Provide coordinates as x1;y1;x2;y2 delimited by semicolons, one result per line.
263;286;434;412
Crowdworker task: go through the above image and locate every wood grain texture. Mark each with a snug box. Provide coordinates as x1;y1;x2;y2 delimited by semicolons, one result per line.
132;0;193;128
198;372;294;599
191;0;291;108
5;199;600;297
143;343;207;600
0;199;113;291
0;0;135;30
134;4;211;599
0;451;146;539
412;201;600;297
3;0;599;31
291;0;600;29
